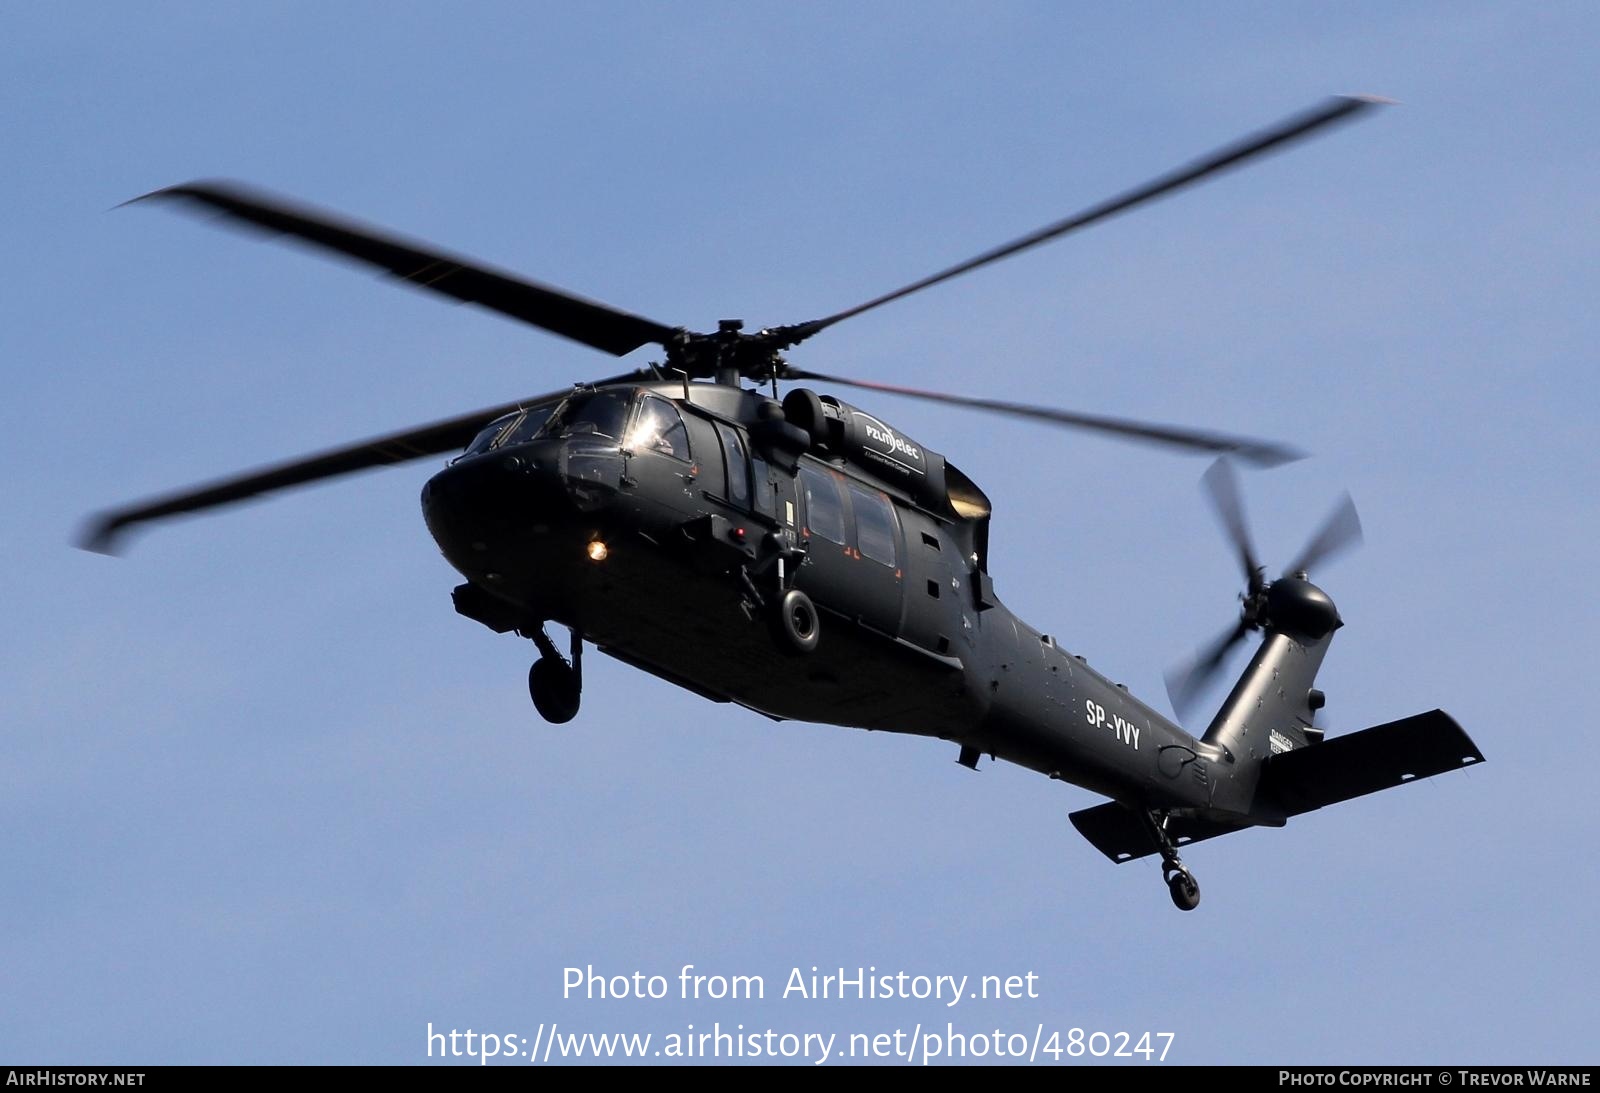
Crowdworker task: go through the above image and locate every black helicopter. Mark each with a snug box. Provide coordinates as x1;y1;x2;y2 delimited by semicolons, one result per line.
85;96;1483;910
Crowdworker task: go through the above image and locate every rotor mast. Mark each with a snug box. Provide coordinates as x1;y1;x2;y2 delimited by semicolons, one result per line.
660;318;794;389
714;319;749;388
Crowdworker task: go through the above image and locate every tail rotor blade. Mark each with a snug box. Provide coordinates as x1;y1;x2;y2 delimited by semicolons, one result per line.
1201;458;1265;594
1287;492;1363;576
1165;620;1251;721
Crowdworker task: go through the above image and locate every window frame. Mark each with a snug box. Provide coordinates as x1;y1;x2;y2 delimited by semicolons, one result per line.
712;420;751;509
799;462;848;545
848;482;900;567
626;394;692;462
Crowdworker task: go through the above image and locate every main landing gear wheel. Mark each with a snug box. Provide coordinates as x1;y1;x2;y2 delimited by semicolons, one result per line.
770;588;820;655
529;658;581;724
525;624;583;724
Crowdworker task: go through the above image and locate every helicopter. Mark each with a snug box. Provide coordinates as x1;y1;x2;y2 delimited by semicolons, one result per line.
84;95;1483;911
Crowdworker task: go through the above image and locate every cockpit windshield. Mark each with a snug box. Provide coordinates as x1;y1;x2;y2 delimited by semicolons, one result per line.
537;390;633;442
457;390;643;462
459;404;560;459
462;413;520;458
499;405;557;447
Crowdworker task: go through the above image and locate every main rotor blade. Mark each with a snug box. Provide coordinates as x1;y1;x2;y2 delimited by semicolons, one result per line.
128;181;679;357
777;95;1385;346
1201;458;1266;594
1286;492;1363;576
787;370;1303;467
79;379;631;554
1165;619;1251;722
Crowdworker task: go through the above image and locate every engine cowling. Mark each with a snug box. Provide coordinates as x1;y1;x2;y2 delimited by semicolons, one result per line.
782;388;943;502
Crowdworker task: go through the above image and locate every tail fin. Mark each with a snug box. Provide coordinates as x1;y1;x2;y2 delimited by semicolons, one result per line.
1201;603;1333;762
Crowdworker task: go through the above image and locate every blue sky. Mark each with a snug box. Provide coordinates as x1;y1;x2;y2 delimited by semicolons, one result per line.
4;2;1595;1065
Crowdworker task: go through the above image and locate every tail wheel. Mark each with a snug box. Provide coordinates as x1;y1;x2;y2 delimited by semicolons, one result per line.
771;589;820;655
1165;868;1201;912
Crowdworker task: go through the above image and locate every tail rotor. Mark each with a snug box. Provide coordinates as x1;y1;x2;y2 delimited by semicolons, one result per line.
1165;459;1363;721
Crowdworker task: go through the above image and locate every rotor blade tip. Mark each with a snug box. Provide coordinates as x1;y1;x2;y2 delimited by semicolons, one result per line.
114;188;169;211
1346;93;1399;107
76;520;125;556
116;181;212;210
125;179;259;211
1244;443;1309;469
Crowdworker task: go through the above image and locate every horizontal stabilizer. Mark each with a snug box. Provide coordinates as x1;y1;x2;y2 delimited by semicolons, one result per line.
1260;709;1483;816
1069;804;1248;864
1069;710;1483;863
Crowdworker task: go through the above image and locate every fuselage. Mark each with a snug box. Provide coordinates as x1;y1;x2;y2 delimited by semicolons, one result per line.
422;380;1224;815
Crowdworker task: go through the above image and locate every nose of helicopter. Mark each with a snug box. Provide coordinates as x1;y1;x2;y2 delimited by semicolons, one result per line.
421;446;573;559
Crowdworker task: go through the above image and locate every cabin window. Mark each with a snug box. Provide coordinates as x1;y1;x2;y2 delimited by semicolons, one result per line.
713;421;750;508
626;396;691;461
749;454;775;519
799;463;846;544
849;484;898;567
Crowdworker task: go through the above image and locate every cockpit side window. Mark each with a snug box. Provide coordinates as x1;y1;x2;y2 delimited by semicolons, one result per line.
625;396;691;461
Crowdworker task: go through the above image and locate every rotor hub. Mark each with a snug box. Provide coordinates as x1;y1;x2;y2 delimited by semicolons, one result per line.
661;321;796;386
